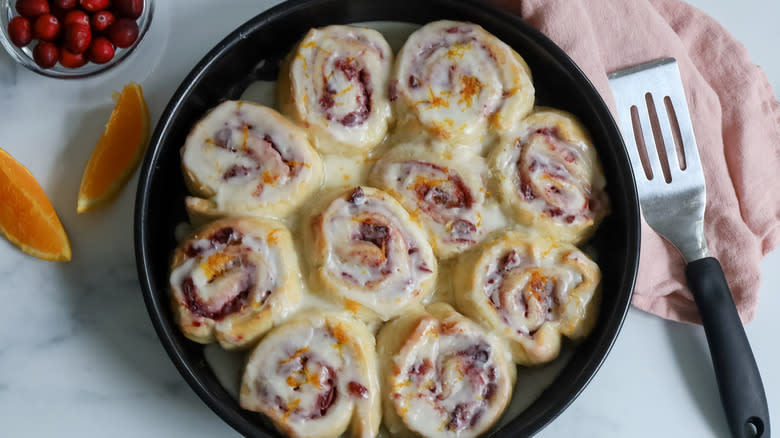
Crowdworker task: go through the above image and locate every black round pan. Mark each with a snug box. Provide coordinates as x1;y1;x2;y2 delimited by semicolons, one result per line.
134;0;641;436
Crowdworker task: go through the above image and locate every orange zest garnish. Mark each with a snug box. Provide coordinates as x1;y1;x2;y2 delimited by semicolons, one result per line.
0;148;71;261
458;75;484;107
201;252;232;280
77;82;150;213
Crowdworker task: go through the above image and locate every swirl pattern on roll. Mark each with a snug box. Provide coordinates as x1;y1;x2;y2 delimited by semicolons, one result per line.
169;217;302;350
490;108;609;243
455;231;601;365
369;144;489;259
240;311;381;438
280;25;394;154
377;303;515;438
181;100;323;219
306;186;437;321
390;20;534;146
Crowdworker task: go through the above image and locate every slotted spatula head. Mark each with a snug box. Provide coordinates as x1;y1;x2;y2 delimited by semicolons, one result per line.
608;58;709;262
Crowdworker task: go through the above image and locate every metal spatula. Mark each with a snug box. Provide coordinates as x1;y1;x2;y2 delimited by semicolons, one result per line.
608;58;770;438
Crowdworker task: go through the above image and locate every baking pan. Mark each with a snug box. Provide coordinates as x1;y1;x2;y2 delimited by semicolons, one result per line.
134;0;641;436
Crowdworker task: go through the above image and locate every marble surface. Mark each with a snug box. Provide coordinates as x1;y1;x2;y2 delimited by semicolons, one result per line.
0;0;777;436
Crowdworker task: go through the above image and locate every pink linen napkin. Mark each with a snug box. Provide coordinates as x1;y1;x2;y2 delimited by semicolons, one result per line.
492;0;780;324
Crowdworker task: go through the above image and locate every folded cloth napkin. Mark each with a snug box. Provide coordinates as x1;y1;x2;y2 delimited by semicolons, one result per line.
491;0;780;324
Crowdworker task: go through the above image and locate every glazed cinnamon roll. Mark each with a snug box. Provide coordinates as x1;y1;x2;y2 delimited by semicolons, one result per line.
306;186;437;321
377;303;515;438
169;217;302;350
369;144;489;259
490;108;609;244
455;231;601;366
391;20;534;146
180;100;323;219
279;25;393;154
240;311;380;438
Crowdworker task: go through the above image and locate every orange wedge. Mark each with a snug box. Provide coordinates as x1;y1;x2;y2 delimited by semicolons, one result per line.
0;148;72;261
77;82;150;213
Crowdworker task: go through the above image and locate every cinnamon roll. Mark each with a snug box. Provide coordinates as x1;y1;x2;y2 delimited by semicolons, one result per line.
169;217;302;350
369;144;490;259
180;100;323;219
490;108;609;243
240;311;380;438
390;20;534;146
279;25;394;154
455;231;601;366
306;186;437;321
377;303;515;438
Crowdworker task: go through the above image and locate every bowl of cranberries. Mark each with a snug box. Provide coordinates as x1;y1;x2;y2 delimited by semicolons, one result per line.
1;0;152;78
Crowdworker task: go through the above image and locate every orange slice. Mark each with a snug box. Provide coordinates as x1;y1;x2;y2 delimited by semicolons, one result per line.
77;82;151;213
0;148;72;261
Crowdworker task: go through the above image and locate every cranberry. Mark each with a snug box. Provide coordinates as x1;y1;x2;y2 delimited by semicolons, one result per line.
33;14;61;41
15;0;50;18
106;18;138;48
52;0;78;9
7;16;32;47
79;0;110;12
33;41;59;68
90;10;114;32
59;48;87;68
88;36;114;63
113;0;142;19
64;22;91;54
63;9;89;26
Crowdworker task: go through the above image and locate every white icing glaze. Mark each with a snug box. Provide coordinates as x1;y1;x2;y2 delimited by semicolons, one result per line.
169;217;303;350
309;187;437;321
282;25;394;154
370;144;497;259
379;304;515;438
455;231;601;365
241;312;380;438
392;20;534;147
181;100;323;217
490;108;609;243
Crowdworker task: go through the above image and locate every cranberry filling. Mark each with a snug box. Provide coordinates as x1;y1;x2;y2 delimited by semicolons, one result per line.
213;124;300;182
347;187;366;205
459;342;490;365
358;222;390;249
411;162;474;209
223;165;252;179
389;79;399;101
318;58;373;127
180;228;261;320
348;381;369;399
451;219;477;243
310;365;338;419
181;277;253;320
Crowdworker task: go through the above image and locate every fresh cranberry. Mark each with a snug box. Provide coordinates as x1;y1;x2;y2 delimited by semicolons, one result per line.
33;14;61;41
7;16;32;47
88;36;114;63
113;0;142;19
64;22;91;54
52;0;78;9
79;0;110;12
90;10;114;32
59;48;87;68
63;9;89;26
15;0;50;18
33;41;59;68
106;18;137;48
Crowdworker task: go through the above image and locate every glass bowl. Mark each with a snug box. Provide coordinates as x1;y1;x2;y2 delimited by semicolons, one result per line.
0;0;153;79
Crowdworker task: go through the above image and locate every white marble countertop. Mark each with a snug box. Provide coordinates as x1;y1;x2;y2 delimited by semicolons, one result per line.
0;0;777;437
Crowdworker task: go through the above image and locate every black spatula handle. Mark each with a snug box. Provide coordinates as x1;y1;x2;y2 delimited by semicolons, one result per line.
686;257;770;438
